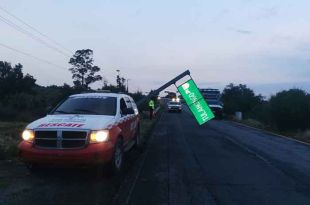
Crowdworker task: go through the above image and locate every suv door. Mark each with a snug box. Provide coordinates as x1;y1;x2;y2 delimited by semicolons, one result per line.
119;97;132;144
124;97;139;139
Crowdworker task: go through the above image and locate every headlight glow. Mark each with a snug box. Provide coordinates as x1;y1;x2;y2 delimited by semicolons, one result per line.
22;130;35;142
90;130;109;143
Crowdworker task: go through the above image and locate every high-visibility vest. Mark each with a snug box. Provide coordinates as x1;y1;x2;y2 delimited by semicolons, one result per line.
148;100;155;109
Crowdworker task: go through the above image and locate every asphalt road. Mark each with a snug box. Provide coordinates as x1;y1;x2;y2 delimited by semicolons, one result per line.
114;109;310;205
1;110;310;205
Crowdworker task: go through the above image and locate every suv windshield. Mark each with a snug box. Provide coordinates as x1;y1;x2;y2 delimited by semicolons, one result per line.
52;97;117;116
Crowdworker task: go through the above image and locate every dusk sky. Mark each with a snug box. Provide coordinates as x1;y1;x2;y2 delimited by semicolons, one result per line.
1;0;310;97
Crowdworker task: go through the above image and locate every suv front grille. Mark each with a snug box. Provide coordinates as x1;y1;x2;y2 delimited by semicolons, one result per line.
34;130;88;149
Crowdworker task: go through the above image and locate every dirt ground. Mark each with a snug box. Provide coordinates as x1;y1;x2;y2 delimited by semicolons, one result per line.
0;145;145;205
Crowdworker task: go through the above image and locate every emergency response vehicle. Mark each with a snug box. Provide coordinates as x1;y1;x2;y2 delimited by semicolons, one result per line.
18;92;141;173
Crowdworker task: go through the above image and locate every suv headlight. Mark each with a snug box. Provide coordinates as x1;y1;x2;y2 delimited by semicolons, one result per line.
22;129;35;142
90;130;109;143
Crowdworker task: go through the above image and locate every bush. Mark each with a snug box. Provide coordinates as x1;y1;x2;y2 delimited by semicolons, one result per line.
0;122;25;160
221;83;263;115
269;89;310;131
247;101;270;125
0;84;79;122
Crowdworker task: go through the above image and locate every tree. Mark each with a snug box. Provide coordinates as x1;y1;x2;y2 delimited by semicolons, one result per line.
101;84;121;92
269;89;310;131
221;83;263;115
69;49;102;89
116;74;126;92
0;61;36;98
130;90;145;102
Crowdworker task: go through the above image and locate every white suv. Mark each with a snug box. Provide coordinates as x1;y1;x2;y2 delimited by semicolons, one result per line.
18;92;141;172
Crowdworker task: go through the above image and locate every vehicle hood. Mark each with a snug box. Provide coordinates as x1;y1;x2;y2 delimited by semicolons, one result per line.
26;115;116;130
208;104;223;109
168;104;181;107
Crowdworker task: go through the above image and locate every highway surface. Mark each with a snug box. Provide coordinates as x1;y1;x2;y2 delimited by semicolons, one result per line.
113;109;310;205
1;109;310;205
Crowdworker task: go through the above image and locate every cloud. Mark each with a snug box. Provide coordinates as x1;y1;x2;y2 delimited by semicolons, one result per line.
228;27;252;35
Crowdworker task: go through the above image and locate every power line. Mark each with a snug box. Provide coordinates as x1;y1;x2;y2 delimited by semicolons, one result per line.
0;6;72;54
0;42;67;70
0;14;70;57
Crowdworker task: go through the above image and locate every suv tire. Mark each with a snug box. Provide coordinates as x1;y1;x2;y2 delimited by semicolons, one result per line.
111;138;124;173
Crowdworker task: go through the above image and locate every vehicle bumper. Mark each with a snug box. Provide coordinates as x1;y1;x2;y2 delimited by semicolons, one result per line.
18;141;115;166
168;107;182;111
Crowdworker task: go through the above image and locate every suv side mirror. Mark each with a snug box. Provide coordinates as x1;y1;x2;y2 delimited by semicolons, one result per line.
122;108;134;115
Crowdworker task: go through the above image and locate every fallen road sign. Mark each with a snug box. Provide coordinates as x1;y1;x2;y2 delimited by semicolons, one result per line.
177;79;215;125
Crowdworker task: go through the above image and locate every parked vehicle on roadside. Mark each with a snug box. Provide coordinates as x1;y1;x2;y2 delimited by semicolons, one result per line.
167;101;182;113
18;92;141;173
199;88;223;119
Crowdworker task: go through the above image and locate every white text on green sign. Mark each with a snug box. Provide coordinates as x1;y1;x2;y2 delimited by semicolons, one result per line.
178;79;215;125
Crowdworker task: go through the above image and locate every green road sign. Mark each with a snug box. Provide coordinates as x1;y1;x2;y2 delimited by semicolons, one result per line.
177;79;215;125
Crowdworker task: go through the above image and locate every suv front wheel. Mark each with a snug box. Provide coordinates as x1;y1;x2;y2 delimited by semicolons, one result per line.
111;138;124;173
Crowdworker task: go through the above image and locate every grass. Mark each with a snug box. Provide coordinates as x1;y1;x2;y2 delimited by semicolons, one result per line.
0;122;26;160
140;119;153;139
234;118;310;144
239;118;266;130
279;130;310;144
140;109;162;143
0;179;10;189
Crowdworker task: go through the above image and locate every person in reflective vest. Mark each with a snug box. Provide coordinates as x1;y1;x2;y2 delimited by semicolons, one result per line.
148;99;155;120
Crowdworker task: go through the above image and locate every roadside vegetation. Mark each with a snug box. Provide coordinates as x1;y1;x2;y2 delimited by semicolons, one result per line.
0;122;26;160
0;51;145;122
222;84;310;143
140;109;161;143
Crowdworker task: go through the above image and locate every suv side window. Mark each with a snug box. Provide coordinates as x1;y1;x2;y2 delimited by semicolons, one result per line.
130;98;138;115
120;98;128;115
125;97;133;109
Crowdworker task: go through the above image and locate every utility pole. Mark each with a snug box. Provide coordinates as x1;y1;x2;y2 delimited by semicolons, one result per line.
102;72;108;88
127;78;130;93
116;69;120;89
